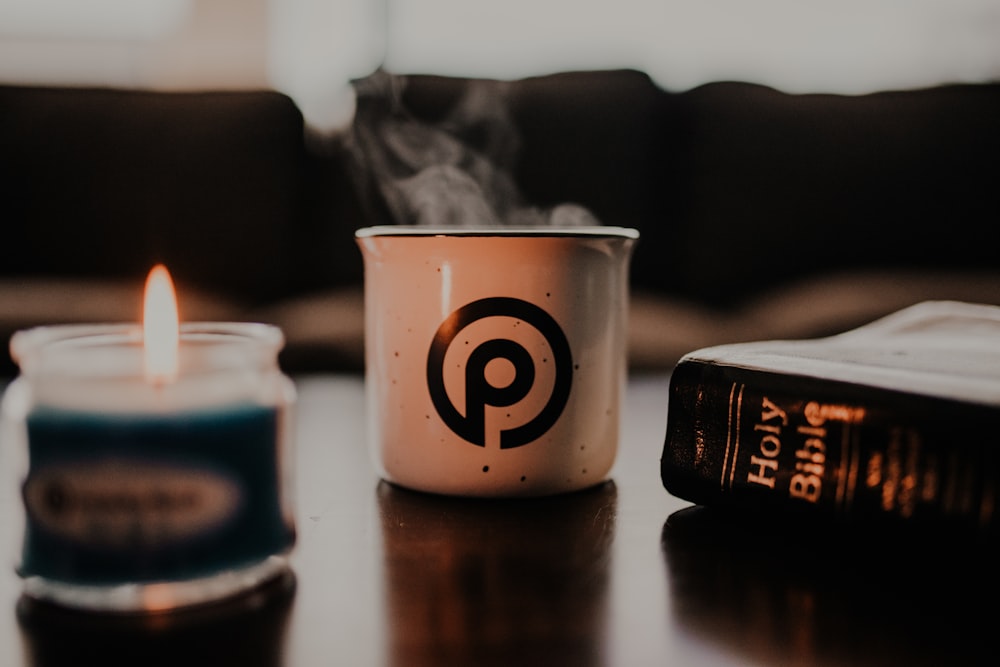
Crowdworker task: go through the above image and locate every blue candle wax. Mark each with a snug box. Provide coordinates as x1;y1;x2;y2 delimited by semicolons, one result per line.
19;401;295;586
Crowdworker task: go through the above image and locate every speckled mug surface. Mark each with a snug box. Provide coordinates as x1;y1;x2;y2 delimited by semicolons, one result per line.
356;225;638;497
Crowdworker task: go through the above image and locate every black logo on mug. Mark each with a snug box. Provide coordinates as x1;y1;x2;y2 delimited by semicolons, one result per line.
426;297;572;449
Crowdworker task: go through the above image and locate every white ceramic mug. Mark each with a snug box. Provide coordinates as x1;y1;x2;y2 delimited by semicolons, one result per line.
356;225;638;496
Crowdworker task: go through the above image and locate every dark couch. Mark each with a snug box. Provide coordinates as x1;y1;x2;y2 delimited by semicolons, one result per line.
2;69;999;376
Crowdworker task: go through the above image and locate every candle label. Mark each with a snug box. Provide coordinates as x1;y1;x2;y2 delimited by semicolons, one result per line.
19;403;294;585
23;461;242;548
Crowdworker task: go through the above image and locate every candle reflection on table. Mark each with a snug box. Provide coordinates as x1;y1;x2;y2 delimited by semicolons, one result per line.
377;480;617;667
16;569;296;667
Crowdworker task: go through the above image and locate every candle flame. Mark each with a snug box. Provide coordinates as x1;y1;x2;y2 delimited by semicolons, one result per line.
143;264;179;384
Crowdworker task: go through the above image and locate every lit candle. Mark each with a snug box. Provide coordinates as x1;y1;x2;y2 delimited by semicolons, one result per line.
143;263;180;385
1;266;296;613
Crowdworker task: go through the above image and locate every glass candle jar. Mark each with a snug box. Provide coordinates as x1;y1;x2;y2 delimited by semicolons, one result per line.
0;322;296;613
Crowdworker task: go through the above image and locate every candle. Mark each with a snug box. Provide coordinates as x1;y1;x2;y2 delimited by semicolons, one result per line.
1;266;296;612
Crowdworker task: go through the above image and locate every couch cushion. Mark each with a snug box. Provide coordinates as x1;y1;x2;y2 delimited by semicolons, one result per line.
635;80;1000;306
0;85;309;304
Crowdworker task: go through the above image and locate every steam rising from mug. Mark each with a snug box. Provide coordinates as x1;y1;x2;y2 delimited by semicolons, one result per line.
349;70;637;497
344;69;601;228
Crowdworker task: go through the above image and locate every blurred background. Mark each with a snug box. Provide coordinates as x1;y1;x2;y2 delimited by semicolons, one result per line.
2;0;999;374
2;0;999;133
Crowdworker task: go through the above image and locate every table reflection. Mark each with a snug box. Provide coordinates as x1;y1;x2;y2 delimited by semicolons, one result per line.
17;569;295;667
661;506;997;667
377;480;616;667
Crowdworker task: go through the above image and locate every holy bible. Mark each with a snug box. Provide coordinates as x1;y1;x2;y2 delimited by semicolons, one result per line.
660;300;1000;536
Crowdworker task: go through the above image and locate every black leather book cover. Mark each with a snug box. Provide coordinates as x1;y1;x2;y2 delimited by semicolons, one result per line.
661;300;1000;535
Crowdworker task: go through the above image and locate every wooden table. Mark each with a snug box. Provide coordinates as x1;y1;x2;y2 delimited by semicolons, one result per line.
0;374;994;666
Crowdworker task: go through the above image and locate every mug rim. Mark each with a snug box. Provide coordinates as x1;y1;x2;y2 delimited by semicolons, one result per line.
355;225;639;239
